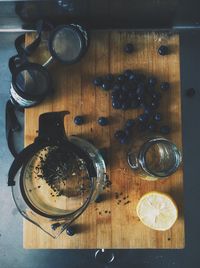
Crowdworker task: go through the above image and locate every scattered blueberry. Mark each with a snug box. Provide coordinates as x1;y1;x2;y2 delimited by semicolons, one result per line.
111;89;120;99
128;90;137;99
124;43;134;54
130;99;139;109
102;81;111;91
148;123;156;132
160;125;171;134
121;102;130;110
51;223;61;230
151;91;162;100
98;117;109;126
74;115;84;125
112;83;121;91
117;74;126;83
93;77;103;87
95;195;103;203
144;105;152;115
153;112;162;121
186;88;196;97
119;136;129;144
66;226;75;236
112;100;122;109
121;83;130;92
128;72;137;82
118;92;126;101
158;45;169;56
124;69;134;78
114;130;126;139
105;74;114;83
137;95;145;104
125;119;136;128
136;83;145;96
148;77;157;86
138;113;149;123
150;100;159;109
160;82;170;91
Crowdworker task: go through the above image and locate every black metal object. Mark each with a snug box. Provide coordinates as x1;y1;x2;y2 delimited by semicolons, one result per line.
14;0;200;30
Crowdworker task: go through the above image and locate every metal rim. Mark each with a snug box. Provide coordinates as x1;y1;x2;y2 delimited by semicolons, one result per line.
48;24;87;64
11;62;51;101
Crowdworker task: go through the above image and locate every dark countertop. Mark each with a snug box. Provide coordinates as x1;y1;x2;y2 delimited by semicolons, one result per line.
0;31;200;268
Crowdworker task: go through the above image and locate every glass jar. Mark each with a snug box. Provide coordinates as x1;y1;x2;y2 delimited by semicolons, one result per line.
127;136;182;181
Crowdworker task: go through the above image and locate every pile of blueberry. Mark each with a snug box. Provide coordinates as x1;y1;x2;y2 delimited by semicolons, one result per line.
93;69;171;144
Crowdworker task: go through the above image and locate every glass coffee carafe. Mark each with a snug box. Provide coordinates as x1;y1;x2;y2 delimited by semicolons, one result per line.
8;111;106;238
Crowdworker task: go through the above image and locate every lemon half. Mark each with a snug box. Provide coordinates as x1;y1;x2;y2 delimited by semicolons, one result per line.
136;191;178;231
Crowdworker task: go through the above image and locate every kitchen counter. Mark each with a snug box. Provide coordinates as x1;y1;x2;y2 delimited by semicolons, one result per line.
0;30;200;268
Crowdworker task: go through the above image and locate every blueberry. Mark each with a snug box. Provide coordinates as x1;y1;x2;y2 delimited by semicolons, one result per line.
74;115;84;125
136;83;145;96
131;99;139;109
144;105;152;115
125;119;136;128
111;90;120;99
98;117;109;126
129;73;139;83
66;226;75;236
128;90;137;99
95;195;103;203
117;74;126;83
112;83;121;91
158;45;169;56
153;112;161;121
160;82;170;91
93;77;103;87
51;223;61;230
186;88;196;97
160;125;171;134
137;95;145;103
121;101;130;110
148;123;156;132
119;136;129;144
139;101;147;109
124;43;134;54
114;130;126;139
105;74;114;83
124;69;134;78
101;81;111;91
121;83;130;92
150;100;159;109
151;91;162;100
138;113;149;123
112;100;122;109
148;77;157;86
129;82;137;91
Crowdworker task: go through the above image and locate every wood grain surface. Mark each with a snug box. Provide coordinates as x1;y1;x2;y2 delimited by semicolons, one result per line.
24;31;184;249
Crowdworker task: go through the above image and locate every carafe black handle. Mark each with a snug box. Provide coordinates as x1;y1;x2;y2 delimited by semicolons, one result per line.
6;100;21;157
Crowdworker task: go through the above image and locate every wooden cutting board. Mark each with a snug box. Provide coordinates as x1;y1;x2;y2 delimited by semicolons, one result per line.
24;31;184;249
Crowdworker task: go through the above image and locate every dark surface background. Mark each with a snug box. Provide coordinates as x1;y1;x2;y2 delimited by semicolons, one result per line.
1;1;200;268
